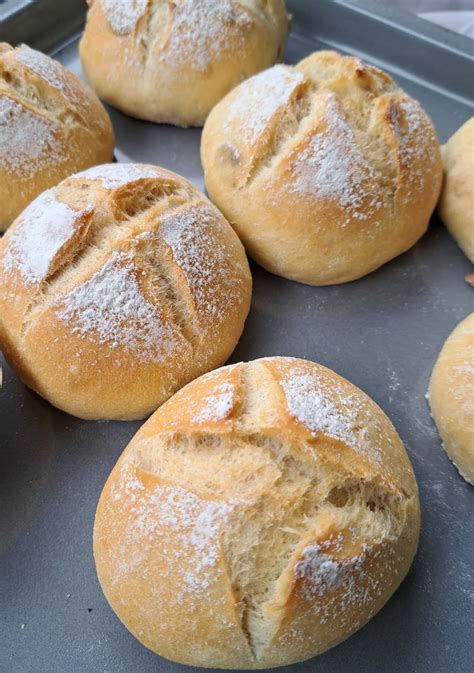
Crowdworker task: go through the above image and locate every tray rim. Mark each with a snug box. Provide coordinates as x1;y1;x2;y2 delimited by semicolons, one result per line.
1;0;473;61
333;0;474;55
287;0;474;106
0;0;85;53
1;2;473;673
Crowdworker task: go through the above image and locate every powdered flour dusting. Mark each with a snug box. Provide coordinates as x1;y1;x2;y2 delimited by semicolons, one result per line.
114;467;240;599
75;163;164;189
282;373;357;446
295;541;365;598
58;252;179;361
192;382;235;424
160;204;237;325
0;96;61;175
281;366;384;464
101;0;148;35
225;65;305;146
290;96;375;218
15;45;77;102
159;0;252;71
3;190;90;284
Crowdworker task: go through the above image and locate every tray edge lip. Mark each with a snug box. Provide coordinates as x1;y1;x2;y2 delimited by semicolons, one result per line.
327;0;474;57
1;0;473;61
0;0;85;52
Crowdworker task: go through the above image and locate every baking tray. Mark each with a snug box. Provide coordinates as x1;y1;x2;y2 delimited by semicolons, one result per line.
1;1;473;672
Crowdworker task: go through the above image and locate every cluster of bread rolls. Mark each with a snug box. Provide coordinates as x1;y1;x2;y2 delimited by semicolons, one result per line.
0;1;471;670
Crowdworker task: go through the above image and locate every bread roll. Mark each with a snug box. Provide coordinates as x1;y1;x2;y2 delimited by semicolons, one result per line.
0;163;252;420
94;356;420;668
428;314;474;484
438;118;474;262
201;50;443;285
0;43;114;232
79;0;290;127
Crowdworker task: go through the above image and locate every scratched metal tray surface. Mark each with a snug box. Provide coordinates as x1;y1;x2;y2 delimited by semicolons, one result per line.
1;1;473;672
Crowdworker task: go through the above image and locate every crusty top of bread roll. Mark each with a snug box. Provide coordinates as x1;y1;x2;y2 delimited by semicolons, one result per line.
79;0;290;126
96;0;286;66
0;42;114;231
428;314;474;484
94;357;420;668
0;163;251;420
201;50;443;285
438;117;474;263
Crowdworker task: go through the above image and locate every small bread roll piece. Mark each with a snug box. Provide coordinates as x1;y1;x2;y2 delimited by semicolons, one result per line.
0;42;114;231
438;118;474;262
428;314;474;484
201;50;443;285
94;357;420;668
79;0;290;127
0;164;252;420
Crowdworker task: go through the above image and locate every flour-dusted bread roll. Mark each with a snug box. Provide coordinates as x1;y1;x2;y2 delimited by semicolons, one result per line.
0;163;252;420
428;314;474;484
79;0;290;127
0;43;114;232
438;118;474;262
201;50;443;285
94;356;420;668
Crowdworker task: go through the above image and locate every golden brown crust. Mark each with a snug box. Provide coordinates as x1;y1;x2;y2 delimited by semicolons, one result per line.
94;357;420;668
428;314;474;484
201;50;443;285
0;43;114;231
0;164;252;420
438;117;474;262
79;0;290;127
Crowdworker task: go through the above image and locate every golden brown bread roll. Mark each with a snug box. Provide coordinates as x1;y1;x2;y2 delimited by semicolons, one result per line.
201;50;443;285
438;118;474;262
0;42;114;231
428;314;474;484
94;356;420;668
0;163;252;420
79;0;290;127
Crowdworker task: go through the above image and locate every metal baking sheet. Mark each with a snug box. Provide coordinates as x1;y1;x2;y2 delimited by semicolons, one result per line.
1;1;473;672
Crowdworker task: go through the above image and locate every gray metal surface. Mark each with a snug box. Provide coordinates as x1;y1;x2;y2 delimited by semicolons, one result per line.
0;0;85;52
1;1;473;672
